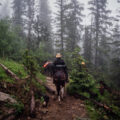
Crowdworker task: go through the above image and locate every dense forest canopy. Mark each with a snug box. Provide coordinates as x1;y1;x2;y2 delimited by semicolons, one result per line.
0;0;120;120
0;0;119;88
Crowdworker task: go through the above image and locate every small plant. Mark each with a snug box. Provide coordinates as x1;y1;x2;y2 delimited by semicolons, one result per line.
23;50;38;82
5;102;24;116
40;96;45;104
13;102;24;115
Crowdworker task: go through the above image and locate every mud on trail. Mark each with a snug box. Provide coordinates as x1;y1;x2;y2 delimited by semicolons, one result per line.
31;77;88;120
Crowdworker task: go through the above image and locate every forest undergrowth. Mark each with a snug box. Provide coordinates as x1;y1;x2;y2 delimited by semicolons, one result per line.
0;49;120;120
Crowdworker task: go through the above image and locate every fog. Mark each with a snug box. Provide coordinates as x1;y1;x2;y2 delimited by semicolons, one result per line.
0;1;120;119
0;0;119;20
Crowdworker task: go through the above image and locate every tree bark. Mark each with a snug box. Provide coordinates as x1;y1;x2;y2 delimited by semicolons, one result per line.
30;90;35;116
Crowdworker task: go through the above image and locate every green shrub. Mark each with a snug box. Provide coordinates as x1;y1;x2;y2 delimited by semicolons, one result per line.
67;48;97;98
5;102;24;116
67;48;120;120
23;50;46;93
36;72;46;83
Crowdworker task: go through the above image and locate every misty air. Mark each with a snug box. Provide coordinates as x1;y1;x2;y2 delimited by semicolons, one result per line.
0;0;120;120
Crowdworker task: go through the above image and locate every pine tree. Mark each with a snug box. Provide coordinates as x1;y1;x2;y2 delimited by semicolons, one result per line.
65;0;84;52
37;0;53;54
111;24;120;59
88;0;112;69
110;0;120;59
55;0;66;55
83;26;92;67
0;19;23;58
12;0;25;36
109;22;120;88
67;47;96;98
23;0;35;50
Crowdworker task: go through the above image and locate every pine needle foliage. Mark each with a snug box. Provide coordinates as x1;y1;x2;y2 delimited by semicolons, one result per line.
23;50;38;80
23;50;45;93
67;47;97;98
67;48;120;120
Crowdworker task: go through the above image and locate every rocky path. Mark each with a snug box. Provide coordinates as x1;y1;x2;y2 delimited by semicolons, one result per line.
32;77;88;120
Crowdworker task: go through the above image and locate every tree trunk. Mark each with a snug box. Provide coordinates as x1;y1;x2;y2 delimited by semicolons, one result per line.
30;90;35;116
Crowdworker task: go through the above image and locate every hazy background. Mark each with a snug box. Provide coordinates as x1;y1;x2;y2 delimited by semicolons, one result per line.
0;0;119;21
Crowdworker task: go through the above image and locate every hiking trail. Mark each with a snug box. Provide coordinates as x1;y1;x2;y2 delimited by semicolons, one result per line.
31;77;88;120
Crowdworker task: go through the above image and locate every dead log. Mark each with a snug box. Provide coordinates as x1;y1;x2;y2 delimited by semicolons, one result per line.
0;63;20;81
99;81;120;96
35;77;55;94
92;99;112;111
74;94;117;116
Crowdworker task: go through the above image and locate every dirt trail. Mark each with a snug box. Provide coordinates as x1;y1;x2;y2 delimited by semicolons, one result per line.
33;77;88;120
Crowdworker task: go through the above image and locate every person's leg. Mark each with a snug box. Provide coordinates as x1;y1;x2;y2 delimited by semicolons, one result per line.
56;84;61;101
60;81;65;99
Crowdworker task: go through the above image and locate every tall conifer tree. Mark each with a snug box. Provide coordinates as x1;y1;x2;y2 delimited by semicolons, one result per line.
65;0;84;52
88;0;112;69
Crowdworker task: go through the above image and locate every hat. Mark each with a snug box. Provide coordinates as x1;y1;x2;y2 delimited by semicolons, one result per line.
81;61;85;65
56;53;62;58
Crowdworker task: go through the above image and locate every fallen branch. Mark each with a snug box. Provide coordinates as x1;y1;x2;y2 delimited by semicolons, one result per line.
99;81;120;96
35;77;55;94
0;63;20;81
74;94;117;116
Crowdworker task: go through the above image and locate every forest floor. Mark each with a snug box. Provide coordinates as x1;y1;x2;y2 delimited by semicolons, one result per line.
0;60;89;120
29;77;88;120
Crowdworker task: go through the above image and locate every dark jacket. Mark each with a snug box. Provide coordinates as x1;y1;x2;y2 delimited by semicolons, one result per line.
53;58;68;80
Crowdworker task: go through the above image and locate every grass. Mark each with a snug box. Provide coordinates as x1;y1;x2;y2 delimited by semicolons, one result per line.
0;59;46;80
0;59;28;79
0;67;14;83
0;58;47;117
36;72;46;83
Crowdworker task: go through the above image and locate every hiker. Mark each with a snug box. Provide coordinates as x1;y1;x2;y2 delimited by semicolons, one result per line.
53;53;68;84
